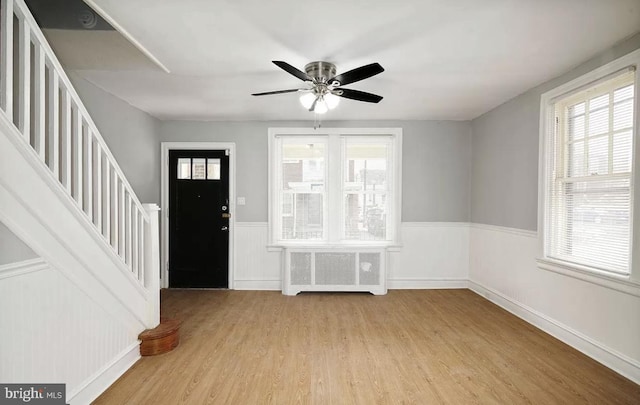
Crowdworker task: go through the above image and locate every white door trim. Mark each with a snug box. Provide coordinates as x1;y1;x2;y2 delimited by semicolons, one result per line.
160;142;236;289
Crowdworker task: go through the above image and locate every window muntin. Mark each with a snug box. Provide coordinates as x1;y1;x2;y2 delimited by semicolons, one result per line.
546;70;635;275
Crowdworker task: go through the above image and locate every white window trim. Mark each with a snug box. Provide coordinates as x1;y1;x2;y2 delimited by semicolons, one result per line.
538;48;640;292
267;127;403;249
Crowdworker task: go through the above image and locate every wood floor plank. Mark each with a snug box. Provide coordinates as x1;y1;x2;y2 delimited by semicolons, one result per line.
94;289;640;404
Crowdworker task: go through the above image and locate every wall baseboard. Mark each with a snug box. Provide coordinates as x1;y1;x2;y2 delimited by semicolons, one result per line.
68;342;141;405
234;279;281;290
468;280;640;385
388;278;468;289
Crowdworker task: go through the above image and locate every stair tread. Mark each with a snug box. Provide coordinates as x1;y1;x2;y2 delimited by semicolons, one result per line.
139;318;181;341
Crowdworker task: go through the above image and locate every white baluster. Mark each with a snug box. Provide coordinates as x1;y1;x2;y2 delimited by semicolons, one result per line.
112;174;119;252
17;15;30;140
83;127;92;218
1;0;13;116
138;213;145;285
33;43;45;159
132;207;139;278
126;192;132;270
73;108;83;206
118;180;125;259
47;67;59;177
104;159;111;241
95;144;102;233
60;90;71;191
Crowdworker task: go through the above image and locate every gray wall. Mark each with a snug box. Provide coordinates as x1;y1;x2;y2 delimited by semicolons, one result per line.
69;72;161;203
0;222;37;265
471;33;640;231
159;120;472;222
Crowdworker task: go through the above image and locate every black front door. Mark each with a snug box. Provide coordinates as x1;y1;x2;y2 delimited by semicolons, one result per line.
169;150;230;288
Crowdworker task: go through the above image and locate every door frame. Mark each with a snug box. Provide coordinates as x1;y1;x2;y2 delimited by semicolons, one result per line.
161;142;236;289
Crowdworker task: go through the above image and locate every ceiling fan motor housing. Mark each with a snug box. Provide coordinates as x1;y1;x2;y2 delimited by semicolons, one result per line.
305;61;336;83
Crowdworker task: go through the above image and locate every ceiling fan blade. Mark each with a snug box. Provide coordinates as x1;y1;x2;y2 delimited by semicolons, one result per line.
251;89;301;96
272;61;311;81
329;63;384;86
336;88;383;103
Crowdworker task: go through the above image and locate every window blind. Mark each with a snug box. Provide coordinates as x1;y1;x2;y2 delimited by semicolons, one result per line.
546;70;635;275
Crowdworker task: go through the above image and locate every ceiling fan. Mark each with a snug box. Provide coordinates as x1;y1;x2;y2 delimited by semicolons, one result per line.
252;61;384;114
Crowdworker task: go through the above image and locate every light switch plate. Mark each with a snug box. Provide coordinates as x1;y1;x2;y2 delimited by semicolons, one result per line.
237;197;246;206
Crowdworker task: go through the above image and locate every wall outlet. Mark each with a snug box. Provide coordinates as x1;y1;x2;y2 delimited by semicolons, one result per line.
237;197;246;206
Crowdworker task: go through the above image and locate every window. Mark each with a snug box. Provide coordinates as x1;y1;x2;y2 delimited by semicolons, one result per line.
540;51;639;281
269;128;402;245
176;158;221;180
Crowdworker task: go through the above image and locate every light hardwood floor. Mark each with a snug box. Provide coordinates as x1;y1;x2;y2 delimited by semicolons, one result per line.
95;289;640;404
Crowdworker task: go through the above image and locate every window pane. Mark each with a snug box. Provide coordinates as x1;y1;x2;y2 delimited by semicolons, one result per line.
568;114;585;141
559;179;631;273
344;144;388;190
192;158;206;179
589;93;609;110
587;136;608;175
344;194;387;240
282;193;293;216
177;158;191;179
282;143;325;191
613;131;632;173
614;84;633;102
207;158;221;180
588;106;609;136
567;141;585;177
282;193;323;240
569;102;585;117
613;99;633;131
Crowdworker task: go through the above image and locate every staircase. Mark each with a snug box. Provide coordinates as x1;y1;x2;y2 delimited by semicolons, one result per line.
0;0;161;403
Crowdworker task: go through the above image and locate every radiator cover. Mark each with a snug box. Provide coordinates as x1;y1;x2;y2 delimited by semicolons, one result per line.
282;247;387;295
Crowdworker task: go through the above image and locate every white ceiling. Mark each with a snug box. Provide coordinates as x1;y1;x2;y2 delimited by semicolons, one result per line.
60;0;640;121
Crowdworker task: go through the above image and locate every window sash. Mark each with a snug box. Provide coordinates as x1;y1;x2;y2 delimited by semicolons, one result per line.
546;70;635;275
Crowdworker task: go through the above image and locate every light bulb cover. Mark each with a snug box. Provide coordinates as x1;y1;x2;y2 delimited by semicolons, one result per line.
314;98;328;114
324;93;340;109
299;92;316;109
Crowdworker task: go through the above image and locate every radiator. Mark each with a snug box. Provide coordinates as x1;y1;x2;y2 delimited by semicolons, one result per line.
282;247;387;295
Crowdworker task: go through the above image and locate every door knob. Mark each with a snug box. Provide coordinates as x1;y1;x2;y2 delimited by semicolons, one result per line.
221;226;228;231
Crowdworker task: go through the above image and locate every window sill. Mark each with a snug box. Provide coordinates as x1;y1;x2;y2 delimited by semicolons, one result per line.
536;258;640;297
267;242;402;252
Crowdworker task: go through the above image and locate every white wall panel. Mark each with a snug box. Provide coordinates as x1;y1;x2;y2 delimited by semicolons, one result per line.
0;259;140;403
234;223;281;290
388;223;469;288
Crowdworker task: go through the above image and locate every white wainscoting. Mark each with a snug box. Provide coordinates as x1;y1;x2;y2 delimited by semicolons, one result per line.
0;258;141;404
388;222;469;288
469;223;640;384
234;223;281;290
233;222;469;290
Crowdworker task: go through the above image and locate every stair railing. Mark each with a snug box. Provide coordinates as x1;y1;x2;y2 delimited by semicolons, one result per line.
0;0;158;317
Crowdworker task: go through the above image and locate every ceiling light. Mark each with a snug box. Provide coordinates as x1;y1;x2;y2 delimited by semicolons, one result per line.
299;92;316;109
324;93;340;110
314;98;328;114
